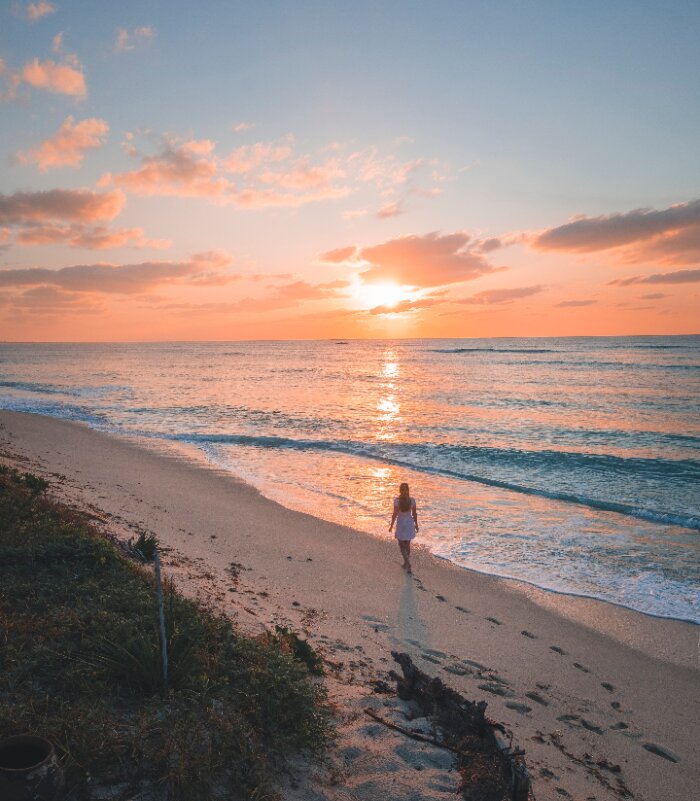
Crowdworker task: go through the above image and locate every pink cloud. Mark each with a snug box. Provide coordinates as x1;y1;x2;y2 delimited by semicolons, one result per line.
114;138;228;198
531;199;700;266
18;116;109;171
0;251;235;294
21;57;86;97
343;232;504;288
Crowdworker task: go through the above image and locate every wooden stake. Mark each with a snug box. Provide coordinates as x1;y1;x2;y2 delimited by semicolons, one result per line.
154;549;168;691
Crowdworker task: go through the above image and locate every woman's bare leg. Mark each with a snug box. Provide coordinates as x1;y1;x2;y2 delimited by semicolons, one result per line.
398;540;412;573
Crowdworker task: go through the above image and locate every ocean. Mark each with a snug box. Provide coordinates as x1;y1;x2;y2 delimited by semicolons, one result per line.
1;336;698;623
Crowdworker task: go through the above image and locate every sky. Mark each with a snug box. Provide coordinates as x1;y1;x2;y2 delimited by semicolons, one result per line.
0;0;698;341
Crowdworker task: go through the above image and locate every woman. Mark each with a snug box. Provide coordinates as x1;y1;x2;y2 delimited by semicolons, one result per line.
389;482;418;573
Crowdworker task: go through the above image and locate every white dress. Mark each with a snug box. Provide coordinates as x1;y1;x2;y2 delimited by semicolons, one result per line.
394;497;416;541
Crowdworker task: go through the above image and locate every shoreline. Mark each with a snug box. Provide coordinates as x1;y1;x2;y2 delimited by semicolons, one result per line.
1;409;698;801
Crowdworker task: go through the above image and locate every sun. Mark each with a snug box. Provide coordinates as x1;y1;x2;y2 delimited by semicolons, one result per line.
351;280;409;310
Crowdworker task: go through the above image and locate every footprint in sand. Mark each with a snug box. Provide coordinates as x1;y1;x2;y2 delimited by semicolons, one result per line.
557;714;604;734
420;653;442;665
643;742;679;763
485;616;502;625
478;682;514;698
525;691;549;706
423;648;448;658
601;681;615;692
550;645;567;655
573;662;590;673
454;605;470;614
611;701;621;711
505;701;532;714
435;594;447;602
521;630;537;639
443;664;471;676
610;722;629;730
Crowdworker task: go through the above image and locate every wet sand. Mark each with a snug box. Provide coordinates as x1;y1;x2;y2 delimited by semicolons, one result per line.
1;410;697;801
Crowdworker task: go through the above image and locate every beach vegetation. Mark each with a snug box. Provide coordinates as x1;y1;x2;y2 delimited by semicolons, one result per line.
0;466;331;800
132;529;159;562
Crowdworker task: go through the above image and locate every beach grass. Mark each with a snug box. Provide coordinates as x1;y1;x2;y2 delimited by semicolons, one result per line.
0;466;331;800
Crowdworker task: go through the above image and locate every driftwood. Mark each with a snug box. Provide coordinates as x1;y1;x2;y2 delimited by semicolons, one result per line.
390;651;531;801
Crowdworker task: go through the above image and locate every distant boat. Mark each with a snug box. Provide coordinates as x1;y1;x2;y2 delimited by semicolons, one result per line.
334;341;349;345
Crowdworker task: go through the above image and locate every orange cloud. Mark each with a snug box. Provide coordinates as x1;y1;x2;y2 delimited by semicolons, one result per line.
0;251;235;294
332;232;504;288
21;57;86;97
18;116;109;170
531;199;700;266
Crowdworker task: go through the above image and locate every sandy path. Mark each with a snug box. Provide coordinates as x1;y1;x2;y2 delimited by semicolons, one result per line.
1;410;698;801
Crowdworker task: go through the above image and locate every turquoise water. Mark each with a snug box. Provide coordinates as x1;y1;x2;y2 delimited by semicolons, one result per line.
1;336;698;622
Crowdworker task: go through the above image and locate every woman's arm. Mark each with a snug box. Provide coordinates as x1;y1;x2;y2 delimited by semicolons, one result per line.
389;501;398;531
412;502;419;532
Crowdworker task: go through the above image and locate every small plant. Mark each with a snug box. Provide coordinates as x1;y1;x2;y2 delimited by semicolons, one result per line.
274;624;324;676
133;530;158;562
22;472;48;494
94;624;202;694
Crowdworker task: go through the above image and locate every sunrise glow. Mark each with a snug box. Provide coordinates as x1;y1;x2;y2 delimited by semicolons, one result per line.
0;3;697;341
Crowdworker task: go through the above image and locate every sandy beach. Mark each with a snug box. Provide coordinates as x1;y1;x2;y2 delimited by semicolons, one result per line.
1;409;697;801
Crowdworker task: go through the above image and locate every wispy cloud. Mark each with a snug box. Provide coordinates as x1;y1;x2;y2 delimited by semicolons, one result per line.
457;285;542;305
17;116;108;170
376;201;403;219
108;132;447;212
232;121;256;133
114;26;156;52
607;268;700;286
17;1;56;23
555;299;595;307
